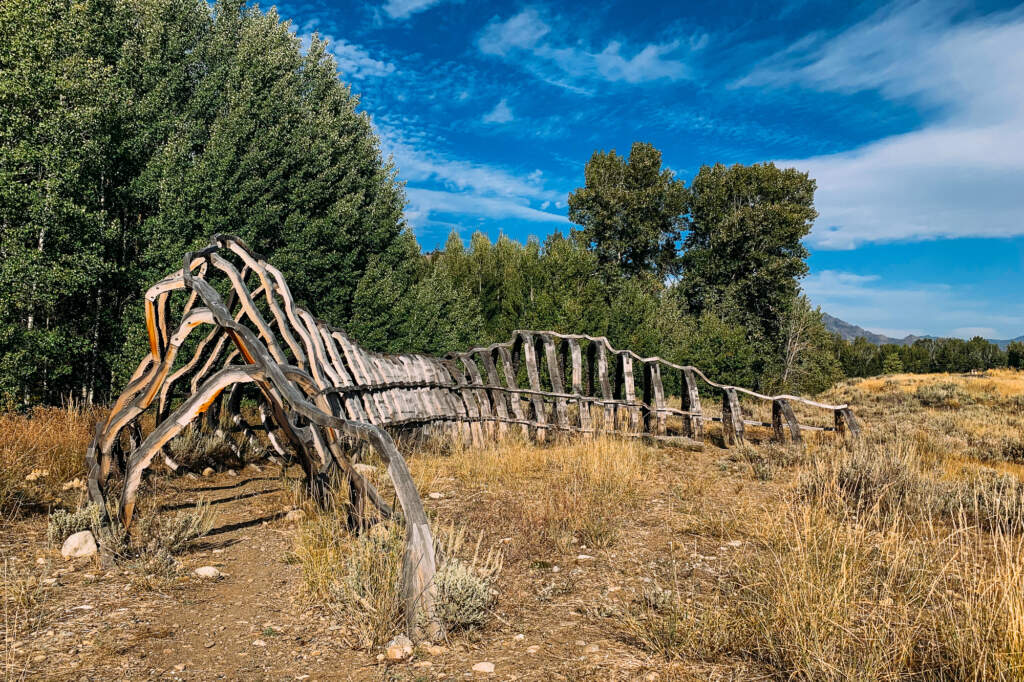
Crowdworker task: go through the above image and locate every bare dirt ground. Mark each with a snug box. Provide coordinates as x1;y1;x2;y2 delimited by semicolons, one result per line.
3;432;779;682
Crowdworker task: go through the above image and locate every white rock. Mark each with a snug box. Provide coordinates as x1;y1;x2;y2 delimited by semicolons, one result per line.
35;557;46;566
226;469;237;477
201;467;214;477
513;633;525;642
252;639;266;647
284;509;306;524
61;531;97;560
194;566;222;579
385;634;413;661
583;643;600;654
576;554;595;562
725;540;743;548
428;492;444;500
472;662;495;674
526;645;540;655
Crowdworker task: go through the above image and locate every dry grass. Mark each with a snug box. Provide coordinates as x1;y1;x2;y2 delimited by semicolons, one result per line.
7;371;1024;677
0;404;98;516
412;433;656;554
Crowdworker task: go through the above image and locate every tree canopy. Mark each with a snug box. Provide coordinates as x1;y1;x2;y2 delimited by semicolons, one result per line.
0;0;408;405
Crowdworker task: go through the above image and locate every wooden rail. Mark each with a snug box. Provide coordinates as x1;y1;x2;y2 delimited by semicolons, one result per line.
85;234;861;639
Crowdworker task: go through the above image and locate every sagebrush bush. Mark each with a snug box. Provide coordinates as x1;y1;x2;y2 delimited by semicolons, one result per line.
433;522;502;632
915;382;974;408
46;504;101;546
800;439;930;519
134;499;216;555
941;468;1024;533
434;560;494;631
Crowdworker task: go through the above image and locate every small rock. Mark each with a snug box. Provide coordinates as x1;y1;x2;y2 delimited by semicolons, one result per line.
201;467;214;477
61;531;97;560
499;537;512;544
173;663;186;672
204;641;215;648
41;578;58;587
252;639;266;647
513;633;525;642
35;557;46;566
428;492;444;500
353;463;376;477
385;634;413;661
194;566;221;579
248;463;261;472
576;554;595;562
471;662;495;674
725;540;743;548
526;645;540;655
575;640;587;647
31;654;46;663
551;565;560;573
185;472;199;480
284;509;306;524
413;661;432;668
376;653;385;662
583;643;600;654
226;469;237;477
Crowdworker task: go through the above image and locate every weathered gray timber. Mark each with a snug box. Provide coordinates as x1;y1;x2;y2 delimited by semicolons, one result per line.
86;234;860;640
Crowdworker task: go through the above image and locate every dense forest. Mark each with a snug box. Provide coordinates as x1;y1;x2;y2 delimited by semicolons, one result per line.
0;0;1010;410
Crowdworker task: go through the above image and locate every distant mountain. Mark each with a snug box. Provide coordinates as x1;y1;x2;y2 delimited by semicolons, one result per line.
823;313;1024;349
822;314;920;345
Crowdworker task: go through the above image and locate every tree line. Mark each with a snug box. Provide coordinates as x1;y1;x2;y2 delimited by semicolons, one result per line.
1;0;841;408
834;336;1024;377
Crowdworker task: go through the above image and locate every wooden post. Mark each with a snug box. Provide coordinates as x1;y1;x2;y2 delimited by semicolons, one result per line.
835;407;861;439
772;398;802;445
680;368;703;439
722;388;744;446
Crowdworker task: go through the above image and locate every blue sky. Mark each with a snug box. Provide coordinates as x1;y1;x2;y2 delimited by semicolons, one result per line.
272;0;1024;339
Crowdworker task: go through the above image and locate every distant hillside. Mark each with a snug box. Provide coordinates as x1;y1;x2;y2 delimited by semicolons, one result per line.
822;314;920;345
823;314;1024;349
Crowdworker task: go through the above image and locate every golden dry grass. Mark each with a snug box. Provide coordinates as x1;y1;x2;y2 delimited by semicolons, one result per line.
6;370;1024;678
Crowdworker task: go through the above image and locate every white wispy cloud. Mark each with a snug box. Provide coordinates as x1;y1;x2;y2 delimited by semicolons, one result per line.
803;270;1024;339
738;2;1024;249
482;99;514;124
300;32;397;79
478;7;696;88
380;0;452;20
376;123;568;229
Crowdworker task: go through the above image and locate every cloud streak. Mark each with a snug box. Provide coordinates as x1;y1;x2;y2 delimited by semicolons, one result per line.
375;123;568;230
478;7;696;89
803;270;1024;339
739;2;1024;249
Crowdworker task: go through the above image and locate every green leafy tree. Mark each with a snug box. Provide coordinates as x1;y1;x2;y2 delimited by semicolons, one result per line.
881;352;904;375
1008;341;1024;370
680;163;816;348
568;142;688;280
0;0;407;405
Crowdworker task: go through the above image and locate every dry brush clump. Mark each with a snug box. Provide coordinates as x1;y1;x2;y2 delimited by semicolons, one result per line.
294;510;502;646
0;404;97;516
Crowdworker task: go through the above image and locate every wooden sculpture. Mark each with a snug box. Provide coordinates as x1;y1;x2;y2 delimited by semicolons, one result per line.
85;234;859;638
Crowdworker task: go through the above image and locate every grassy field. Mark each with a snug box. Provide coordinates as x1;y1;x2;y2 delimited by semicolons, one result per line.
3;370;1024;679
